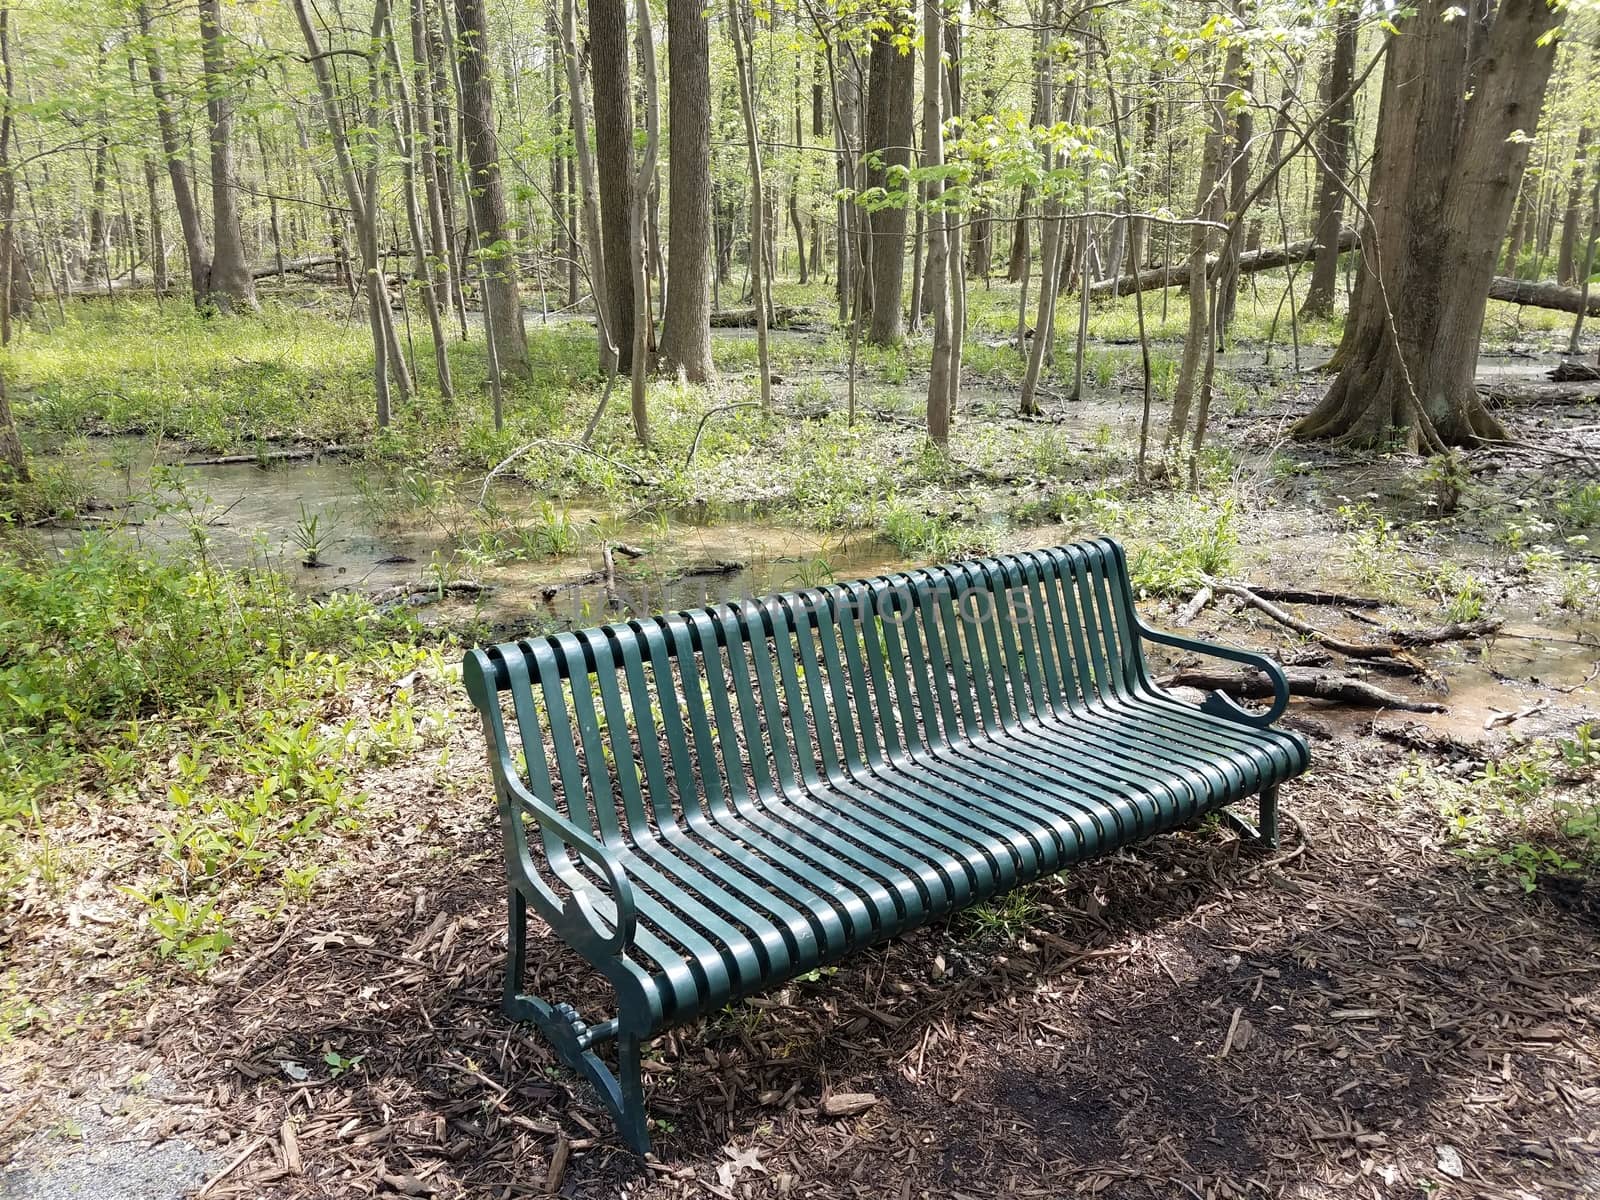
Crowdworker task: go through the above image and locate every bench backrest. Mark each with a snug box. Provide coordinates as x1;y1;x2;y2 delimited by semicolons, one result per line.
464;539;1152;847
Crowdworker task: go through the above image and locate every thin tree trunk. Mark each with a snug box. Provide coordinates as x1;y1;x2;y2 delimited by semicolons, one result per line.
383;8;452;397
454;0;530;382
1557;126;1593;286
923;0;952;445
137;1;210;305
628;0;659;443
559;0;613;370
728;0;771;410
412;0;462;348
864;6;914;346
1301;12;1356;317
198;0;255;311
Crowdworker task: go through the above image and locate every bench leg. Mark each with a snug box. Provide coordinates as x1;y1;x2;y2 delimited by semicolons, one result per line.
1259;786;1280;851
503;887;653;1156
1219;788;1281;850
505;886;528;1008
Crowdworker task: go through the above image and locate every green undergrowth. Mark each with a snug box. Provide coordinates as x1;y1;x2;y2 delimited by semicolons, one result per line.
0;525;457;983
1394;727;1600;893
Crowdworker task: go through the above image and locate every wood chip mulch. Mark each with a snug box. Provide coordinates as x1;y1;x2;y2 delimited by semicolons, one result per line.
11;722;1600;1199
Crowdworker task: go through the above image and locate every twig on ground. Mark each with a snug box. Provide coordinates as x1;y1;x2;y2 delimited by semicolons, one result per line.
1484;698;1551;729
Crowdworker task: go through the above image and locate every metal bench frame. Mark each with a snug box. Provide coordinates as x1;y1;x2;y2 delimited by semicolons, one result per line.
463;540;1308;1154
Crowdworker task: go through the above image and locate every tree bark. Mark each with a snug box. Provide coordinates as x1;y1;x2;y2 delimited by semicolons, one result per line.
1167;44;1230;455
383;7;451;397
923;0;952;445
455;0;531;380
411;0;460;351
657;0;715;381
863;5;915;346
728;0;771;410
1296;0;1565;450
1557;126;1592;286
198;0;256;311
590;0;635;369
629;0;659;444
1300;12;1357;318
138;1;211;306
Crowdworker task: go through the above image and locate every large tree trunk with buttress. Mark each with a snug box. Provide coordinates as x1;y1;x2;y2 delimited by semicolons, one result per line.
1296;0;1563;450
656;0;714;381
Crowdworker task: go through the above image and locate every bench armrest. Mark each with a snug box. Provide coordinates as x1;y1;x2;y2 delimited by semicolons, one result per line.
1132;619;1291;729
499;763;637;958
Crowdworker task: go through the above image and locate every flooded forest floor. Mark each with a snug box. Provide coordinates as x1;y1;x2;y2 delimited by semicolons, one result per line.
2;283;1599;1199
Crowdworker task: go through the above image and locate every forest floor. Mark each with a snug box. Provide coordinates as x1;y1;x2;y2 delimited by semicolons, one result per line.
3;284;1599;1199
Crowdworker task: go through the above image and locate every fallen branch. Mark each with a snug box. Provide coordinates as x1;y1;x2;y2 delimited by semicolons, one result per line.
1176;586;1213;627
1162;666;1448;713
685;401;763;467
1233;585;1386;609
1391;617;1503;646
368;580;491;611
178;444;354;467
1550;359;1600;383
1217;582;1498;659
1216;582;1404;659
1485;698;1551;729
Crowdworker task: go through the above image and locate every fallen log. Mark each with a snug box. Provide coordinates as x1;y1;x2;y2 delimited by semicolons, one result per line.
1087;230;1357;301
177;444;355;467
1550;360;1600;383
251;255;339;279
1482;383;1600;407
1087;228;1600;317
1217;582;1499;659
369;580;491;611
1391;617;1503;646
1162;666;1448;713
1233;585;1385;609
1487;278;1600;318
708;304;827;329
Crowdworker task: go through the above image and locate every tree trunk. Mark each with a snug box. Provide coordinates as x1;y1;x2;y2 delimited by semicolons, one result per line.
1296;0;1564;450
455;0;531;380
1019;15;1062;418
629;0;659;443
383;7;452;397
1557;126;1592;286
1300;12;1356;318
292;0;411;426
657;0;714;381
864;5;915;346
923;0;952;445
558;0;612;368
85;130;107;286
590;0;635;369
138;2;211;306
1167;46;1229;455
198;0;256;311
728;0;771;410
412;0;461;349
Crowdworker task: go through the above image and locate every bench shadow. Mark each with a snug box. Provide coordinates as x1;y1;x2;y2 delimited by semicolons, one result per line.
192;809;1599;1198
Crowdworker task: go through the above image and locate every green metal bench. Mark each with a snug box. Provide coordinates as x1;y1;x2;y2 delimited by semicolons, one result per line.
463;539;1308;1154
